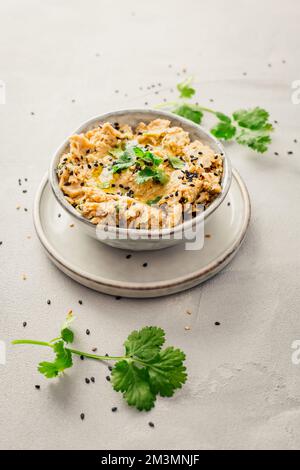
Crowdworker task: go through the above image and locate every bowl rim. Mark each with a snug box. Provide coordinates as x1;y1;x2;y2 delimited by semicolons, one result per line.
49;108;232;236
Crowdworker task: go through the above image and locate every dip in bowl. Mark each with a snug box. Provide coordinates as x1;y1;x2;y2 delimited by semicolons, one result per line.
49;109;232;250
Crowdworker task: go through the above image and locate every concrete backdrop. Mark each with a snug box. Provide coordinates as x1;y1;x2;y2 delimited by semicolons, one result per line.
0;0;300;450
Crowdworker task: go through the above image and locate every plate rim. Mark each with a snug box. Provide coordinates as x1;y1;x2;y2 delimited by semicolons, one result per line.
33;169;251;293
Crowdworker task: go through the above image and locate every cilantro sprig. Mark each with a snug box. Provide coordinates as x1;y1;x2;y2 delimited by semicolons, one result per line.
110;143;169;185
157;78;274;153
12;313;187;411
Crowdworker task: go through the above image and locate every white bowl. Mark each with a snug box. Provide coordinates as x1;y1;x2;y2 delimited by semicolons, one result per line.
49;109;232;251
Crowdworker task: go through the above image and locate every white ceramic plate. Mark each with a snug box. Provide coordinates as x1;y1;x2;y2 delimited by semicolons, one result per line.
34;169;250;298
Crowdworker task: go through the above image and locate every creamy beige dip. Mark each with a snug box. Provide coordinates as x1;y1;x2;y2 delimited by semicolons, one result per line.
57;119;223;229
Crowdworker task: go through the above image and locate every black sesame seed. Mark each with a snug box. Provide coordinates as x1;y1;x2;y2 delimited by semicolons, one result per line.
78;300;83;305
47;299;51;305
87;164;92;169
115;296;121;300
23;321;27;327
22;190;27;194
148;422;155;428
85;378;90;384
0;241;2;246
80;413;85;420
80;355;84;360
92;347;97;352
111;407;118;412
106;375;111;382
142;262;148;267
274;152;279;156
288;151;293;155
126;254;132;259
91;377;95;383
108;365;113;371
35;385;40;390
58;213;61;218
215;321;220;326
30;111;35;115
86;329;90;335
227;202;231;206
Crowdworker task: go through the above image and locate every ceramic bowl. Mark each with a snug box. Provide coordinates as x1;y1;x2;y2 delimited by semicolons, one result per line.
49;109;232;251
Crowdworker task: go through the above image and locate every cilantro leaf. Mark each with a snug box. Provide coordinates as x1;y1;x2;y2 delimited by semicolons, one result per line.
173;104;203;124
236;127;272;153
125;326;165;361
148;347;187;397
168;156;185;169
61;312;74;343
133;146;162;166
210;121;236;140
154;168;169;185
132;146;144;157
52;341;73;370
177;78;196;99
136;168;169;185
233;107;270;130
111;151;135;173
38;362;60;378
215;112;231;123
61;328;74;344
112;327;187;411
210;106;273;153
143;151;162;167
38;340;73;378
112;361;156;411
135;167;157;184
231;107;274;152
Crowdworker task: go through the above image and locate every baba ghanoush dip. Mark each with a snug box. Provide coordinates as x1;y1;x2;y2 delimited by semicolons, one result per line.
57;119;223;229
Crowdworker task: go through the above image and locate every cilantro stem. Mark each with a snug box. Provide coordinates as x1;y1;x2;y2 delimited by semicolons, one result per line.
67;348;127;362
12;339;127;362
195;105;216;114
12;340;51;347
155;101;216;115
155;101;178;109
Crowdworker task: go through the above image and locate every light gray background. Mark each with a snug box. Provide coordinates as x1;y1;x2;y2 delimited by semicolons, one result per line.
0;0;300;450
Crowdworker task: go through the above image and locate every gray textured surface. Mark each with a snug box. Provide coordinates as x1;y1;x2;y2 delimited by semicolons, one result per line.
0;0;300;450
